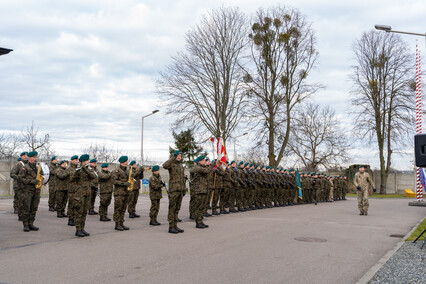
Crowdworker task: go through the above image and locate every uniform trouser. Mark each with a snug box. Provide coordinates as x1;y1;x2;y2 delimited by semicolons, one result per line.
243;187;250;208
55;190;68;213
212;188;222;212
15;189;23;217
21;189;40;226
67;190;75;220
219;188;229;211
13;188;19;210
228;188;236;209
314;189;321;203
167;191;183;227
194;193;206;223
189;190;195;217
328;187;334;201
342;188;347;199
99;193;112;217
357;189;369;213
48;186;56;209
89;188;97;211
273;188;279;205
128;190;139;214
113;194;129;223
74;194;90;231
150;198;161;221
204;188;212;214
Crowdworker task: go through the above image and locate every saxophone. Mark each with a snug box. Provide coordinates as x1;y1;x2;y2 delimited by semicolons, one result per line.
127;166;136;191
35;163;44;190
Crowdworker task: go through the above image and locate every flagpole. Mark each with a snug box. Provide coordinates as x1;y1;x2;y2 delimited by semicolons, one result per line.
415;43;423;202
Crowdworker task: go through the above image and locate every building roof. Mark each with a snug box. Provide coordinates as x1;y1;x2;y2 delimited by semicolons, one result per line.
0;47;13;56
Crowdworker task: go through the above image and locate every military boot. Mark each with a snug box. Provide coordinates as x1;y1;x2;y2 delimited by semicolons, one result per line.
174;225;184;233
115;223;124;231
196;222;205;229
359;212;364;215
129;213;135;218
100;216;109;222
23;224;30;232
121;222;129;230
68;219;75;226
189;215;195;220
28;224;39;231
82;230;90;236
13;209;18;214
75;230;85;237
168;226;179;234
133;213;140;218
61;212;68;217
200;222;209;228
49;207;55;212
88;210;95;215
57;212;64;218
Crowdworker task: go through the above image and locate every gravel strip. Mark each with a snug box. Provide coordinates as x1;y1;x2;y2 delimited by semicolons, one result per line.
368;241;426;284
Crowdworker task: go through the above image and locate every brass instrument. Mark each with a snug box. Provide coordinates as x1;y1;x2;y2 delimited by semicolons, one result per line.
35;163;44;190
127;166;136;191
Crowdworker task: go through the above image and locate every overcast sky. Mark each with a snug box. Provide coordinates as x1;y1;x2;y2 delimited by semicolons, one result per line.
1;0;425;169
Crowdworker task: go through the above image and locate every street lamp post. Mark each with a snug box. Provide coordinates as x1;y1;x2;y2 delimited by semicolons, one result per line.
141;110;159;164
233;132;248;161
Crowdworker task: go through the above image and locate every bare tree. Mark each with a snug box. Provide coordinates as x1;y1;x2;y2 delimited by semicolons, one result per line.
351;30;414;194
20;121;54;161
243;6;322;167
157;7;249;145
0;132;22;159
82;141;121;163
287;103;349;171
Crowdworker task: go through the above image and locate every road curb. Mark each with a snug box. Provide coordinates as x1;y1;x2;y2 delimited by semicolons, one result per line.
356;217;425;284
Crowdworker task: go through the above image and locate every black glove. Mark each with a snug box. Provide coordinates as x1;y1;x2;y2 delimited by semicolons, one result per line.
161;181;166;187
124;182;131;187
373;188;376;193
357;186;361;191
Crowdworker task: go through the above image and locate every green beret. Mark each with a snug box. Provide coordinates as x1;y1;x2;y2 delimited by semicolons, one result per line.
90;158;97;163
71;155;78;160
230;160;235;164
28;151;38;157
118;156;128;163
79;154;90;162
244;163;249;167
101;163;108;168
260;166;264;170
129;161;136;166
152;165;160;172
59;160;66;165
193;157;200;163
307;172;310;174
51;156;57;161
359;165;365;168
290;168;295;172
239;161;244;166
173;150;181;156
249;164;253;167
197;155;205;162
20;152;28;157
17;157;21;161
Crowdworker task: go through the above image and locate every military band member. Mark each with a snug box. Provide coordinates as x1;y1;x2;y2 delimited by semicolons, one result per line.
10;152;27;217
98;163;113;221
112;156;131;231
67;155;79;226
149;165;163;226
48;156;59;211
55;160;69;218
70;154;97;237
18;151;43;232
88;158;99;215
128;161;143;218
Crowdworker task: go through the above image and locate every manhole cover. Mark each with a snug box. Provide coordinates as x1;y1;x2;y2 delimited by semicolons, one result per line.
389;234;405;238
294;237;327;243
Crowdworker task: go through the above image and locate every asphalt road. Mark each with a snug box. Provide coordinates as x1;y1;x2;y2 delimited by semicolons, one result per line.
0;196;424;284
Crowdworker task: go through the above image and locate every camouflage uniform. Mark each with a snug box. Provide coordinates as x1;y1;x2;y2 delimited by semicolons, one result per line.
10;160;26;216
128;166;144;216
149;172;163;222
48;161;58;210
236;167;247;211
70;165;96;232
221;167;233;213
18;162;43;227
342;178;348;200
212;166;225;214
354;171;375;214
163;157;185;228
227;167;238;212
88;167;99;213
98;168;113;219
67;163;78;222
190;164;210;224
55;165;70;215
313;177;321;204
112;165;130;225
301;175;311;204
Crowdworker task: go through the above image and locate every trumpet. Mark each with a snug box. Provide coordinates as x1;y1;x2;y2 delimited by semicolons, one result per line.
35;163;44;190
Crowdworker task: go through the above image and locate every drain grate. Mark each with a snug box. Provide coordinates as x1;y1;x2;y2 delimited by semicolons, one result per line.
294;237;327;243
389;234;405;238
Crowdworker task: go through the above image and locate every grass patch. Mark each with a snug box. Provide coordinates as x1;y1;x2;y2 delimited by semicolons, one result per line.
346;193;413;198
406;218;426;241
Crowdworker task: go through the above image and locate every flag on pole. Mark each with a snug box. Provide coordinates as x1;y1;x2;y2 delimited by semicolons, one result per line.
296;170;303;200
216;137;228;167
419;167;426;189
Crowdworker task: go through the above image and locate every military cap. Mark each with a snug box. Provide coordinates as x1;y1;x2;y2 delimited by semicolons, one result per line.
129;161;136;166
71;155;78;160
290;168;295;171
359;165;365;168
173;150;181;156
206;158;210;161
118;156;128;163
90;158;97;163
20;151;28;157
17;157;21;161
51;156;57;161
27;151;38;157
59;160;66;165
307;172;310;175
244;163;249;167
270;167;274;170
196;155;205;162
230;160;235;164
284;169;287;171
249;164;253;167
239;161;244;166
101;163;108;168
152;165;160;172
260;166;264;170
79;154;90;162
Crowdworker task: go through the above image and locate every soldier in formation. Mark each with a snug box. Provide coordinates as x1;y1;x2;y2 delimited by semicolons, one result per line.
127;161;144;218
98;163;113;221
148;165;164;226
10;152;28;219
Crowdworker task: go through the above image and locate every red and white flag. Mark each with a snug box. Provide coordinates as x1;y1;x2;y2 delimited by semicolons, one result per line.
216;137;228;167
